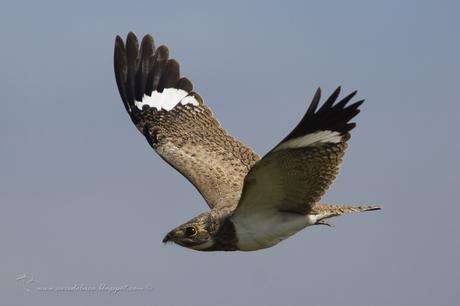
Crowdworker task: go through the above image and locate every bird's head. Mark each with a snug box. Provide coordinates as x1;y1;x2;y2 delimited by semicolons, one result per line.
162;212;215;251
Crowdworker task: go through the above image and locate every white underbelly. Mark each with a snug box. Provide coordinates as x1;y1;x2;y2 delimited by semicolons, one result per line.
231;211;319;251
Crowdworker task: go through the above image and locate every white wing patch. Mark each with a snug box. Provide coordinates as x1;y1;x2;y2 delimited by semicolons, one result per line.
135;88;199;111
274;130;342;151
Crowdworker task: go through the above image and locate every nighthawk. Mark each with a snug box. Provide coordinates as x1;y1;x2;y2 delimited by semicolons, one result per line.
114;33;380;251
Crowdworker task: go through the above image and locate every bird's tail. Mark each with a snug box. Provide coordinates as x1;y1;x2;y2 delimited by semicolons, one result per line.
312;203;382;226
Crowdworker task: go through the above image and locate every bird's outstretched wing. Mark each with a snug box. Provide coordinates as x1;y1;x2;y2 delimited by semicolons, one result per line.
232;87;363;218
114;33;259;209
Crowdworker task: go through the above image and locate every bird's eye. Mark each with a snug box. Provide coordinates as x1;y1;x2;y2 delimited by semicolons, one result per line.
184;227;197;236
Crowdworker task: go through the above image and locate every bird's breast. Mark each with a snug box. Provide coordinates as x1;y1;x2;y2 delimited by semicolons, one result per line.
231;211;317;251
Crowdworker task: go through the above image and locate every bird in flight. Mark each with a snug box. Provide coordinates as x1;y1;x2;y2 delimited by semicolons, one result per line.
114;33;380;251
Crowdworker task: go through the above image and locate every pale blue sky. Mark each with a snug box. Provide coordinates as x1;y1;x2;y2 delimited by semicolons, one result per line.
1;1;459;305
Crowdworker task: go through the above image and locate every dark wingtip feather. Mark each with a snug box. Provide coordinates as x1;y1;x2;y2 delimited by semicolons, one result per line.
137;35;155;98
114;35;129;111
344;100;364;118
141;34;154;46
140;35;155;57
344;122;357;131
114;33;196;118
125;33;140;101
127;32;137;42
177;78;193;92
350;99;364;109
348;90;358;100
115;35;124;46
158;59;180;91
280;87;365;144
150;45;169;92
335;90;357;109
331;86;341;99
156;45;169;58
306;87;321;116
126;33;139;62
319;86;341;112
330;86;342;101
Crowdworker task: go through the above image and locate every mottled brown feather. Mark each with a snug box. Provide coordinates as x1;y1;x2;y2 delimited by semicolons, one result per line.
234;139;349;215
140;104;259;209
233;88;363;217
115;33;260;209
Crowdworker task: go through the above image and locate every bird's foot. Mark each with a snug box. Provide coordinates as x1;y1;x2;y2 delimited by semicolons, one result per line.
315;220;334;227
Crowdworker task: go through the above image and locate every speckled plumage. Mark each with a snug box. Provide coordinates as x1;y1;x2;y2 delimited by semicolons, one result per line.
114;33;380;252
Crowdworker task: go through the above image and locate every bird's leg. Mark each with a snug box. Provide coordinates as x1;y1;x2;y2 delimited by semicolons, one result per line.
315;220;334;227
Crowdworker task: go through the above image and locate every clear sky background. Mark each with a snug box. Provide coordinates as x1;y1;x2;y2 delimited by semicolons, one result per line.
1;0;459;305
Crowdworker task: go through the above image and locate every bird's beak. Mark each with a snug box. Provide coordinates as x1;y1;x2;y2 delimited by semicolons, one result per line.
162;229;187;244
162;232;173;243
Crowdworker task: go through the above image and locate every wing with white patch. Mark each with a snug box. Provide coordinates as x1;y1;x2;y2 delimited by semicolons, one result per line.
114;33;259;209
232;87;363;218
